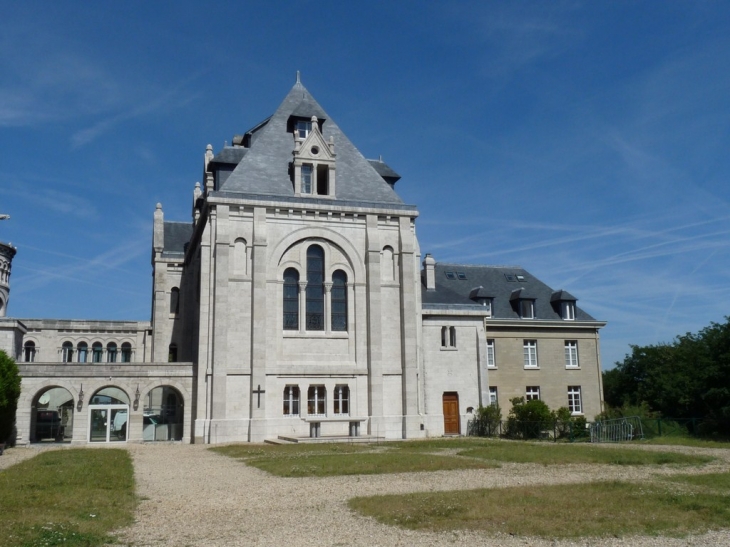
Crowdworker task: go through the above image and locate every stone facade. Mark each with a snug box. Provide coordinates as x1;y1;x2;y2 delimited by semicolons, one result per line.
6;77;605;445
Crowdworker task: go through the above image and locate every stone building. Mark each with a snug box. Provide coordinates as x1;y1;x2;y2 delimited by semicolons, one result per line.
0;77;605;445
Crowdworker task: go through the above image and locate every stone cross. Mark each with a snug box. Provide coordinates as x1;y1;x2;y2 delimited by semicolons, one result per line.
253;384;265;408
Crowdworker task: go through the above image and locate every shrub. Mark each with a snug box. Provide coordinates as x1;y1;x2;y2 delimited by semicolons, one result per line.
0;349;21;445
469;404;502;436
505;397;553;439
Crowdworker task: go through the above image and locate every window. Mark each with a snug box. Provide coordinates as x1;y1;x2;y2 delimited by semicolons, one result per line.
486;339;496;368
307;385;326;416
283;385;300;416
523;340;538;368
170;287;180;314
62;341;74;363
23;341;36;363
441;326;456;348
565;341;579;368
168;344;177;363
568;386;582;414
92;342;103;363
283;268;300;330
331;270;348;331
121;343;132;363
450;326;456;347
519;299;535;319
456;271;467;280
77;342;88;363
489;386;498;406
107;342;117;363
234;238;247;275
296;120;311;138
301;164;313;194
445;271;456;280
526;386;540;401
306;246;325;330
381;246;394;281
562;301;576;320
334;385;349;415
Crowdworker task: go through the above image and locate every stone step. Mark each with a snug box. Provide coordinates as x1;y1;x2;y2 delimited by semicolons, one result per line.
276;435;386;444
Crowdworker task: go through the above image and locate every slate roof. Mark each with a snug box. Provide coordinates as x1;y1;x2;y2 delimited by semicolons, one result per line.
218;80;408;206
163;221;193;256
367;159;401;185
421;262;596;321
210;147;247;165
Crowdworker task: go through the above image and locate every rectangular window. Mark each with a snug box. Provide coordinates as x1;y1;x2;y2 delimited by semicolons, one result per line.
307;385;326;416
486;339;496;368
449;326;456;347
283;386;300;416
523;340;538;368
526;386;540;401
565;340;579;368
296;120;312;138
562;302;576;320
334;385;349;415
489;386;498;406
441;326;456;348
568;386;582;414
301;164;313;194
520;300;535;319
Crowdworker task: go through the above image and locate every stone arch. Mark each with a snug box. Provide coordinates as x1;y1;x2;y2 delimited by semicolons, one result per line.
381;245;395;281
139;384;186;441
233;237;248;275
29;384;76;442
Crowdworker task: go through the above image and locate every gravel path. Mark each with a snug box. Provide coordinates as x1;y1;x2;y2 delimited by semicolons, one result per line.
104;442;730;547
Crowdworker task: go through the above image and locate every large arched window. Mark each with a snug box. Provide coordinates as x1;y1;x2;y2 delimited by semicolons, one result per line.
283;268;300;330
92;342;103;363
331;270;348;332
307;385;326;416
77;342;88;363
283;385;300;416
107;342;118;363
61;341;74;363
23;341;36;363
121;342;132;363
306;245;324;330
170;287;180;314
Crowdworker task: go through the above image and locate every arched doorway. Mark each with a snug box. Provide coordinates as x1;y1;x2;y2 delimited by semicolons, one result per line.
31;387;74;442
442;392;460;435
88;387;129;443
143;386;184;441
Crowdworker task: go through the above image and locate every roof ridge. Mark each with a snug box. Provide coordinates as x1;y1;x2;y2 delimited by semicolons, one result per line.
436;263;524;269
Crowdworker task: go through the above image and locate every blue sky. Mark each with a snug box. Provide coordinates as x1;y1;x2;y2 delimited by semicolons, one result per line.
1;2;729;369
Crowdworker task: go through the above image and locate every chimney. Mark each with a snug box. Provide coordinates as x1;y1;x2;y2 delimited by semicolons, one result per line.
423;253;436;291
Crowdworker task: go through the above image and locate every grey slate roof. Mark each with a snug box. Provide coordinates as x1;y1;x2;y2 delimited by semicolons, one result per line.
219;81;407;206
163;221;193;255
367;159;401;184
210;147;247;165
421;263;596;321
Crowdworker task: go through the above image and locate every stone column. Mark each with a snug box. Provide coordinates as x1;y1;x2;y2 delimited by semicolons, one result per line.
365;215;384;434
211;205;230;422
249;207;268;442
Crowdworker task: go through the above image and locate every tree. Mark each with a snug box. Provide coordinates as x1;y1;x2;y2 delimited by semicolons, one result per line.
0;349;21;445
505;397;553;439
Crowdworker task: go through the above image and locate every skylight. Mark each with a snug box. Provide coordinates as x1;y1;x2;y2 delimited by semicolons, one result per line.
457;272;467;280
445;271;456;280
516;274;525;281
505;274;517;282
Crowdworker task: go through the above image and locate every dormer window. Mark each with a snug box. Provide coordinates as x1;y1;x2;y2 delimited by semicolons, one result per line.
510;288;536;319
519;300;535;319
469;286;493;317
562;301;575;320
292;115;336;198
551;290;578;321
296;120;312;138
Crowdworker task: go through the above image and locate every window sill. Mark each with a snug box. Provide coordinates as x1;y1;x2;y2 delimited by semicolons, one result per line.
283;331;349;339
487;366;497;370
565;366;581;370
524;366;540;370
440;347;458;351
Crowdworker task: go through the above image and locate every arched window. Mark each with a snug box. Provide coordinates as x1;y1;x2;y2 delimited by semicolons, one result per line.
234;238;247;275
62;341;74;363
168;344;177;363
283;385;300;416
283;268;300;330
121;342;132;363
331;270;348;332
334;385;349;415
107;342;117;363
77;342;88;363
306;245;324;331
92;342;103;363
382;246;394;281
170;287;180;314
23;341;36;363
307;385;326;416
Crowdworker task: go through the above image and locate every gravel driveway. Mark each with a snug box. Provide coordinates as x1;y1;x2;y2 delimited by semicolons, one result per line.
102;442;730;547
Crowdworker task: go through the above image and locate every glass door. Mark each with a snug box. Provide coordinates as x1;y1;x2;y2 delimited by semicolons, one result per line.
88;405;128;442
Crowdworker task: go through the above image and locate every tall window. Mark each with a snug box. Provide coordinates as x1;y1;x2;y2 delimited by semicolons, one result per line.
562;302;576;320
519;300;535;319
568;386;582;414
334;385;350;415
331;270;348;331
77;342;88;363
107;342;117;363
301;164;313;194
441;326;456;348
306;246;324;330
170;287;180;314
283;385;300;416
62;341;74;363
489;386;498;406
23;341;36;363
565;340;579;368
121;343;132;363
283;268;300;330
486;339;496;368
92;342;103;363
526;386;540;401
168;344;178;363
233;238;247;275
307;385;326;416
296;120;312;138
523;340;538;368
381;246;394;281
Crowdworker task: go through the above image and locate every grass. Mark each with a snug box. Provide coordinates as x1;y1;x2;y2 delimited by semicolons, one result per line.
349;477;730;538
641;437;730;449
0;448;136;547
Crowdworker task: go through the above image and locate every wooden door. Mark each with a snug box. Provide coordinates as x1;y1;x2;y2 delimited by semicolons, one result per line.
442;392;460;435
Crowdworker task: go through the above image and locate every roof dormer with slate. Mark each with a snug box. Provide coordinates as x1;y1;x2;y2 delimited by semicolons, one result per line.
292;115;336;198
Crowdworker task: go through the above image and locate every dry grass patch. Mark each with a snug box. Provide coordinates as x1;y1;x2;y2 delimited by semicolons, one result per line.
349;479;730;538
0;448;136;547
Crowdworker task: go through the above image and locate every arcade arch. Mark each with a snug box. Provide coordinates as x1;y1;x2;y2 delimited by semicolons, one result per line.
31;386;74;442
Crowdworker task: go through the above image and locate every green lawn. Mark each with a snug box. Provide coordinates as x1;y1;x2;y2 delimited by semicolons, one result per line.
0;448;136;547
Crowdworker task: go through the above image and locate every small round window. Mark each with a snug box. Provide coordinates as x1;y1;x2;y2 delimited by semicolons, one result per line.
311;146;319;155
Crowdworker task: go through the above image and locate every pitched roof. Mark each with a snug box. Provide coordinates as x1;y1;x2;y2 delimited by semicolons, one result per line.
163;221;193;256
421;262;596;321
218;80;407;206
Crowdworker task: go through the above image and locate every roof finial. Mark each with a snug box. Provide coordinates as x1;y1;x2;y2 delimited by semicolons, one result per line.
296;70;301;84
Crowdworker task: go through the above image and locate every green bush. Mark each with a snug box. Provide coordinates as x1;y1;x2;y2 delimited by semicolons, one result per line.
505;397;554;439
0;349;21;445
468;404;502;436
